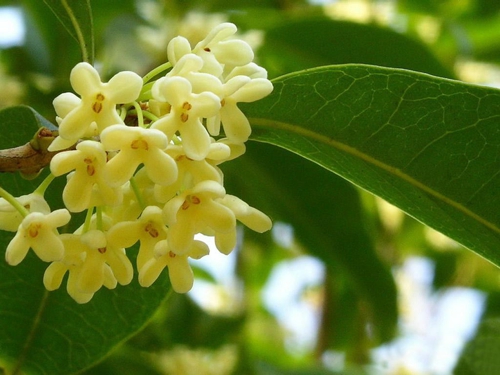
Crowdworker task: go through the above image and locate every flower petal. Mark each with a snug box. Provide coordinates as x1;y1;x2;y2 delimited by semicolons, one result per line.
70;62;102;96
139;257;167;287
220;103;251;142
43;262;68;291
5;231;30;265
167;36;192;66
181;120;211;160
31;230;65;262
144;148;178;186
53;92;80;118
106;71;143;103
168;256;194;293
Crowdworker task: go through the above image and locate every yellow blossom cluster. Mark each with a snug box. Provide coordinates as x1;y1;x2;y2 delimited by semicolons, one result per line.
0;23;273;303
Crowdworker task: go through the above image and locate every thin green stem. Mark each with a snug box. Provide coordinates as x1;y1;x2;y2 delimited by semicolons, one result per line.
96;206;103;231
0;186;29;217
142;62;172;84
142;110;159;123
127;109;159;126
137;81;155;102
130;102;145;128
82;207;94;233
34;173;56;196
130;176;146;210
119;105;129;121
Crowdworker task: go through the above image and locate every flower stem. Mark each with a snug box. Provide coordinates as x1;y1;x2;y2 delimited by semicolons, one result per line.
127;109;159;126
0;186;29;217
82;207;94;234
119;105;129;121
130;102;145;128
34;173;56;196
130;176;146;210
137;81;155;102
96;206;103;231
142;62;172;84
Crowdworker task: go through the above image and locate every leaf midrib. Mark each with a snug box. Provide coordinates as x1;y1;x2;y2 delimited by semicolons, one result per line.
249;117;500;236
12;290;50;375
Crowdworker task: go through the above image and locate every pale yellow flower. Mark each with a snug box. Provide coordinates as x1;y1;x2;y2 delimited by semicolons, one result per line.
101;125;178;187
107;206;168;271
154;142;228;203
192;23;254;76
163;180;235;255
164;53;223;94
0;193;50;232
50;140;122;212
43;233;119;303
5;209;71;265
78;230;133;294
151;76;220;161
139;238;209;292
49;62;142;150
207;64;273;142
215;195;272;254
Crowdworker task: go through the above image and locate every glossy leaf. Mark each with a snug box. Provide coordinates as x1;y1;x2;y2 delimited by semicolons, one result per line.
41;0;94;63
0;106;171;375
242;64;500;267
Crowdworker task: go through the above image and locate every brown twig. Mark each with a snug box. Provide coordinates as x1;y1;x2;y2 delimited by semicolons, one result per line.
0;128;60;174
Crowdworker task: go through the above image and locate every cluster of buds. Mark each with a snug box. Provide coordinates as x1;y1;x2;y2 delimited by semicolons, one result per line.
0;23;273;303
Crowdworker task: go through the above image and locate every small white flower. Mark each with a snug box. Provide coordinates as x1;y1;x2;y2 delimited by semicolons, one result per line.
207;72;273;142
192;23;254;76
167;36;193;67
50;140;122;212
78;230;133;294
164;53;223;95
49;62;142;149
50;92;99;151
163;180;235;255
139;238;209;292
107;206;168;271
53;92;81;120
151;76;220;160
225;62;269;80
154;142;228;203
0;193;50;232
5;209;71;265
43;233;119;303
215;195;272;254
100;124;178;187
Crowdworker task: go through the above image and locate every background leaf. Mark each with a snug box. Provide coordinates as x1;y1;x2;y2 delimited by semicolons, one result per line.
257;17;455;79
223;142;398;344
454;318;500;375
242;64;500;268
0;106;171;375
41;0;94;63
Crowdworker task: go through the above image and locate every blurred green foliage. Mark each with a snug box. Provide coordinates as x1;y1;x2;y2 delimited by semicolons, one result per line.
1;0;500;374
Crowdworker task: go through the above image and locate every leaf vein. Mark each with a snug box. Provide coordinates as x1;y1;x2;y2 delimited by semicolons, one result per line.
250;118;500;235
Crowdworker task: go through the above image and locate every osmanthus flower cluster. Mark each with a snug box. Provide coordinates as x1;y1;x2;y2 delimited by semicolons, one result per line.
0;23;273;303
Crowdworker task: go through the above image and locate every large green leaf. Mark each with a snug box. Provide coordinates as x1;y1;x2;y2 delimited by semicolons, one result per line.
0;107;171;375
242;64;500;267
41;0;94;63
